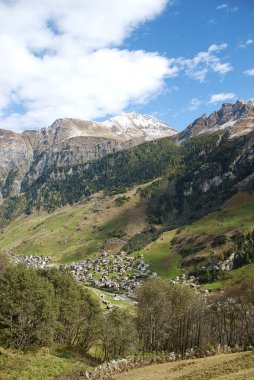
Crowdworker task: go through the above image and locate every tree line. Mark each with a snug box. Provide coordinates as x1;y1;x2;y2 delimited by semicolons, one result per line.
1;259;254;361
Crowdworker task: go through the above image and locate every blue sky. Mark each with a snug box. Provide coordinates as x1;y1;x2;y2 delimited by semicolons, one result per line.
0;0;253;131
124;0;254;129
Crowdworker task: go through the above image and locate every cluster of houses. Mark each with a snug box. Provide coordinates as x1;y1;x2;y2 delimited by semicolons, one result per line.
6;252;51;269
64;251;155;292
170;273;196;285
5;251;203;297
5;250;156;293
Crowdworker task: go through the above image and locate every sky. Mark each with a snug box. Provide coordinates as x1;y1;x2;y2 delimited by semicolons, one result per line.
0;0;253;132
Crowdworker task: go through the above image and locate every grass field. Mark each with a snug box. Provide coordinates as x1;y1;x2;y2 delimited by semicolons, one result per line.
86;286;133;309
0;187;148;264
132;229;182;280
114;351;254;380
183;191;254;236
204;262;254;290
0;347;91;380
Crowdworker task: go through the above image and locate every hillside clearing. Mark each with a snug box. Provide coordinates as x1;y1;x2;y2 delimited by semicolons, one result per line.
0;187;148;264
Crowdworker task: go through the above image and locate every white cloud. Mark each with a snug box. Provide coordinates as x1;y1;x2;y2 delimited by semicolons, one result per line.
238;39;253;48
208;92;236;104
0;0;170;131
244;69;254;76
168;43;232;82
216;4;238;12
216;4;227;10
188;98;202;111
0;0;233;131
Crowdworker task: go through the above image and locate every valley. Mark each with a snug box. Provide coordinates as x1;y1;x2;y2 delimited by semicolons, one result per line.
0;100;254;293
1;1;254;379
0;100;254;380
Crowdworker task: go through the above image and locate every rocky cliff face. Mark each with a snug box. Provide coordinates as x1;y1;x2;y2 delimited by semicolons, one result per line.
0;113;176;197
0;130;34;196
179;100;254;140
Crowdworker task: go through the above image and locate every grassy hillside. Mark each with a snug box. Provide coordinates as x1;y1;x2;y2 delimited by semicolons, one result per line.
132;229;182;280
172;191;254;267
0;180;253;287
132;191;254;282
0;347;91;380
115;351;254;380
0;187;148;264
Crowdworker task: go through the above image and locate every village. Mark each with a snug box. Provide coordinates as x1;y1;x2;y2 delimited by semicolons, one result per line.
64;251;154;293
6;252;51;269
5;250;156;293
5;251;199;301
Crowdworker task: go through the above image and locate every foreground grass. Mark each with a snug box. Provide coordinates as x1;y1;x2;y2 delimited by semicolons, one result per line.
114;351;254;380
0;347;91;380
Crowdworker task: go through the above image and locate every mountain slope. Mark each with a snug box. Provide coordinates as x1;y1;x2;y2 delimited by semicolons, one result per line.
0;113;176;198
134;190;254;282
0;186;149;263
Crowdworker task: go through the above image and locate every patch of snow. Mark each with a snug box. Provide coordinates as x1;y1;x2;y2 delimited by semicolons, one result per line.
102;112;176;141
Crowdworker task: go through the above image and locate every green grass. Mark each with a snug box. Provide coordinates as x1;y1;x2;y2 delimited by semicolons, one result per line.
133;230;182;280
86;287;133;309
179;191;254;237
0;205;89;263
131;191;254;284
0;347;90;380
204;262;254;290
0;188;147;264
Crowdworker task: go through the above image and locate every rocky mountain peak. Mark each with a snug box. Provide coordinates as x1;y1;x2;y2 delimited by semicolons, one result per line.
179;99;254;140
102;111;176;141
0;112;176;198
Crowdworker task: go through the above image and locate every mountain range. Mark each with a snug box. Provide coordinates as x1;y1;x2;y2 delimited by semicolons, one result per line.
0;99;253;287
0;99;253;199
0;112;176;197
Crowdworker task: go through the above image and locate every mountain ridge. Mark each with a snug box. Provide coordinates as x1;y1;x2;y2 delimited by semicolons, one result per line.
0;112;177;198
179;99;254;140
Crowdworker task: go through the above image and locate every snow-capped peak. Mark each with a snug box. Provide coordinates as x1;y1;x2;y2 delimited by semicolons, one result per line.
102;112;177;141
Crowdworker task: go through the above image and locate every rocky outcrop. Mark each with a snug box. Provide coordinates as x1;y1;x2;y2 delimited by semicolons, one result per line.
0;130;34;196
179;99;254;140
